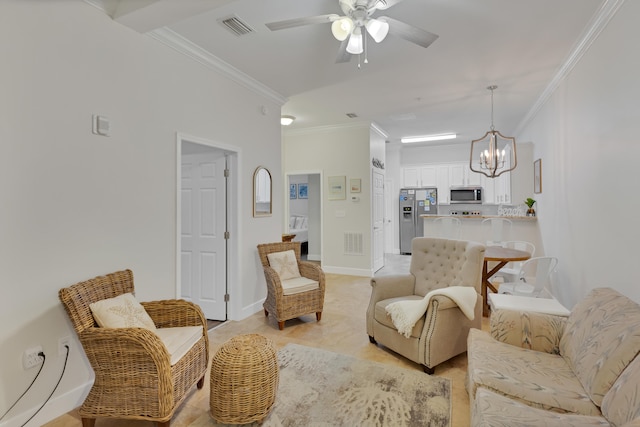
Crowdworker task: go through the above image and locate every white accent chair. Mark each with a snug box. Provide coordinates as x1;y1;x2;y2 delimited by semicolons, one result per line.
498;256;558;297
432;217;462;239
482;218;512;246
497;241;536;282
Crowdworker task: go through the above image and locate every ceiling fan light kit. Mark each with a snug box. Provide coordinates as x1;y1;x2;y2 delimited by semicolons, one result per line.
265;0;438;66
331;17;354;41
346;27;364;54
365;18;389;43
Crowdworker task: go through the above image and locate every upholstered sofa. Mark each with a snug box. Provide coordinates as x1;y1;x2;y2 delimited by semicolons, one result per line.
467;287;640;426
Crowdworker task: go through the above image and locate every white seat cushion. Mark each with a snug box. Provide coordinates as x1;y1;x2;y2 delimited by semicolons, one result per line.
154;326;203;366
281;277;319;296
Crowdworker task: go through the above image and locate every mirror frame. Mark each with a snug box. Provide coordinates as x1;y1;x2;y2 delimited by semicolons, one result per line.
253;166;272;217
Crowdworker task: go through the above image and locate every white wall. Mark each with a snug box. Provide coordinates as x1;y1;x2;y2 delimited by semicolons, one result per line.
283;124;372;275
0;1;281;424
518;0;640;307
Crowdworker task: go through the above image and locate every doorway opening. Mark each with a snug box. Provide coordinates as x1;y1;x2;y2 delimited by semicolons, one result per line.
286;172;322;262
177;134;239;322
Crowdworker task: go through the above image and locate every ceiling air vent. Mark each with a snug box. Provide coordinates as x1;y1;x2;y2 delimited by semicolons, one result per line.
219;15;254;37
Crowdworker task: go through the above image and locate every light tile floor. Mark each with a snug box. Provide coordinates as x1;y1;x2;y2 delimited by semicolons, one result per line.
44;254;486;427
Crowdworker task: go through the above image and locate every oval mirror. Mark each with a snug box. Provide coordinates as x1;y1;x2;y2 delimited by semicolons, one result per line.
253;166;272;217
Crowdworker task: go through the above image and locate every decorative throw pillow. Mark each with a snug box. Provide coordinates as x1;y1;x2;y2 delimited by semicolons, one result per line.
267;250;301;281
89;293;157;331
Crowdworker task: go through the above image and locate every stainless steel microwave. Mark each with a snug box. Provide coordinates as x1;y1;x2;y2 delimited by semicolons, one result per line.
450;187;483;204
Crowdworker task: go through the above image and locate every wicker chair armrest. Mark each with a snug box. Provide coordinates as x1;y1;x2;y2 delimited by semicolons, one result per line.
298;262;325;289
141;299;206;329
490;308;567;354
80;327;172;375
262;266;285;298
369;274;416;304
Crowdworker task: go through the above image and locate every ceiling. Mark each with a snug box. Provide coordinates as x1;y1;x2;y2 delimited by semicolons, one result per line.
93;0;606;145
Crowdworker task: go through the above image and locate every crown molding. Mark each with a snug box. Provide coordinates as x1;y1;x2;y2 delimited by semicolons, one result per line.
370;122;389;139
283;121;371;136
147;28;287;106
514;0;625;136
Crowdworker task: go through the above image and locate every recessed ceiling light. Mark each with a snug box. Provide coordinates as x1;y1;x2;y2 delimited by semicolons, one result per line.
401;133;457;143
281;115;295;126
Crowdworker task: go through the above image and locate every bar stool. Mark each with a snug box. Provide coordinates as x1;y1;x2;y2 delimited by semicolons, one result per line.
482;218;512;246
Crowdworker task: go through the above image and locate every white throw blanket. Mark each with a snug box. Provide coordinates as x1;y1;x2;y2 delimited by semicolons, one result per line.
385;286;478;338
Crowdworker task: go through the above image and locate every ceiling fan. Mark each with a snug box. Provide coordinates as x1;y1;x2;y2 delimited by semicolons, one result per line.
265;0;438;64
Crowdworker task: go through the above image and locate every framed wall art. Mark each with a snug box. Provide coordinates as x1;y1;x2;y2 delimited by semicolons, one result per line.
298;183;308;199
328;176;346;200
534;158;542;194
289;183;297;199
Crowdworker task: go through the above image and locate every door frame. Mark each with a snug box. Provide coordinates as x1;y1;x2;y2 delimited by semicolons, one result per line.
176;132;241;320
372;169;385;273
285;170;323;262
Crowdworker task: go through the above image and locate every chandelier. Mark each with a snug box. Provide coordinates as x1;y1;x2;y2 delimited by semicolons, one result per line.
469;85;517;178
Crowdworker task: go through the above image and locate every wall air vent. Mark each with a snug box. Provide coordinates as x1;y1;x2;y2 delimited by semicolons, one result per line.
219;15;254;37
344;232;364;256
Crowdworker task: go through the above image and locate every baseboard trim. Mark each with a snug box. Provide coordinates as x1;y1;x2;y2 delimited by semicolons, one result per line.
0;381;90;427
321;266;372;277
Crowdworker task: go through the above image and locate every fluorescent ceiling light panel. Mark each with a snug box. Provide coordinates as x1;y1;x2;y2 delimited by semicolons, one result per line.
401;133;457;143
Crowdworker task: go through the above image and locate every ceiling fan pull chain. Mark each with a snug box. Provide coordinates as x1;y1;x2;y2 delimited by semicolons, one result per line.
364;28;369;64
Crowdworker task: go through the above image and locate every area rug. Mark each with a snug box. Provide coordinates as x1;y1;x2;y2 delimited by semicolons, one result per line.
189;343;451;427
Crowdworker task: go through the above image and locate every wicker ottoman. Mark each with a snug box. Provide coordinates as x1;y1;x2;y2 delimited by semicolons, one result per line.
210;334;279;424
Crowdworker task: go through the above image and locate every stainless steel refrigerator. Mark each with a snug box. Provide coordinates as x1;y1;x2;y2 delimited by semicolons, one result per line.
399;187;438;254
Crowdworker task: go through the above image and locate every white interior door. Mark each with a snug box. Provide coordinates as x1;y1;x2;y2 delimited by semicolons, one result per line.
181;151;227;320
373;170;385;272
384;178;394;254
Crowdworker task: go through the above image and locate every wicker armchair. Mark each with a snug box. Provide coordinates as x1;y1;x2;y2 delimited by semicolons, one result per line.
58;270;209;427
257;242;325;330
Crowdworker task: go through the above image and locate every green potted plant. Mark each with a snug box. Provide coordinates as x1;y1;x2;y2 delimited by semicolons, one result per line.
524;197;536;216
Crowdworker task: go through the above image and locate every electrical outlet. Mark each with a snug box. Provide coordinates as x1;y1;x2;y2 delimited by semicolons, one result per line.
59;336;71;356
23;345;43;370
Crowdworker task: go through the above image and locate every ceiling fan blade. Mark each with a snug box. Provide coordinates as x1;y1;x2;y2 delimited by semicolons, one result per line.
373;0;405;10
335;39;352;63
381;16;439;48
266;14;339;31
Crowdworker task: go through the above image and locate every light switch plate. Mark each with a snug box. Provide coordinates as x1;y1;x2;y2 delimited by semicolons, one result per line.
92;115;110;136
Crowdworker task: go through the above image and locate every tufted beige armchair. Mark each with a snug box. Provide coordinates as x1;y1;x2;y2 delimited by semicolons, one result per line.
367;237;485;373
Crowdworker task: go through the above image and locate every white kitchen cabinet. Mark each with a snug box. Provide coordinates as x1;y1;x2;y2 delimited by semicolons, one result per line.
481;171;511;204
437;165;450;204
403;162;503;205
402;166;437;188
450;162;483;187
420;166;438;186
449;164;465;187
402;167;419;187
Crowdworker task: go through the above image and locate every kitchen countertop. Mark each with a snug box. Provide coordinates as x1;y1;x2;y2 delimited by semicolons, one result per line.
420;215;537;221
